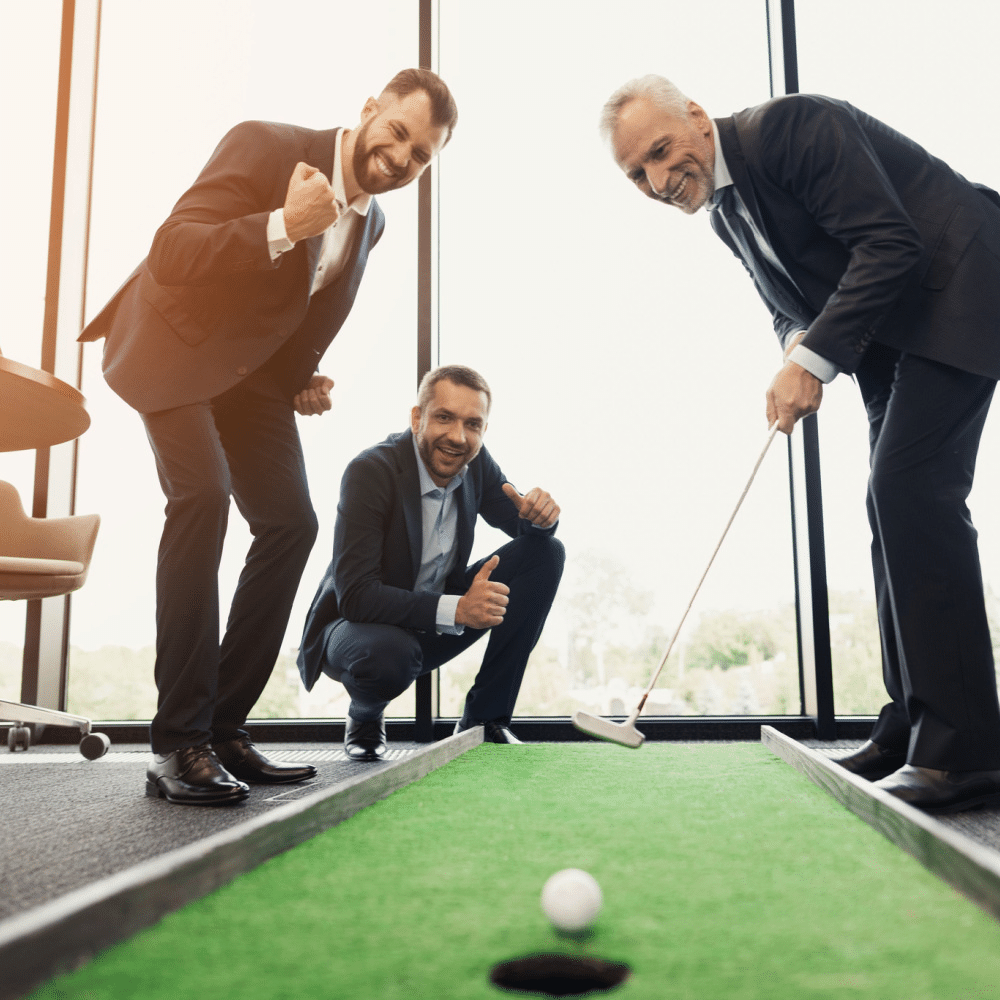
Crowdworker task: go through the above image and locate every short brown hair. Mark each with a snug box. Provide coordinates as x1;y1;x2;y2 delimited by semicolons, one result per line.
381;68;458;146
417;365;491;414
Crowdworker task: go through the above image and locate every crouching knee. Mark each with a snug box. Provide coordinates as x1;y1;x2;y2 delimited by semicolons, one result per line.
527;533;566;578
328;623;422;702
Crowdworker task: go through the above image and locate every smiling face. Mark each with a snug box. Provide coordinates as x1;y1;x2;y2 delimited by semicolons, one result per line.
350;89;448;195
612;96;716;214
411;378;490;488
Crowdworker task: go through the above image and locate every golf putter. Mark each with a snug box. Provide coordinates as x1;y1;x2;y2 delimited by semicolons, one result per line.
573;421;781;748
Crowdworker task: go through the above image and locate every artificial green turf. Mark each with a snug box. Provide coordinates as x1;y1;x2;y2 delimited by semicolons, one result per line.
30;743;1000;999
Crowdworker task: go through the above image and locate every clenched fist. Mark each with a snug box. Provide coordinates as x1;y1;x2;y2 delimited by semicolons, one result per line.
283;162;339;243
293;374;334;416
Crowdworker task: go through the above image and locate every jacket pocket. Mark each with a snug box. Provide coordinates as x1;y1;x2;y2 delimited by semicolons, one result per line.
141;280;212;347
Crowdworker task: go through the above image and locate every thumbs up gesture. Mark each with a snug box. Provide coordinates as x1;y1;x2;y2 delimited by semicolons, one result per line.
455;554;510;629
502;482;560;528
282;161;340;242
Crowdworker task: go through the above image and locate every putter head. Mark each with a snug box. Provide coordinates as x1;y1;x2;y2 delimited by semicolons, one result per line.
572;710;645;749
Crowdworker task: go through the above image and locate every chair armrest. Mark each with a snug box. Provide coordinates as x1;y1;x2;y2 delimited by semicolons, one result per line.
8;513;101;565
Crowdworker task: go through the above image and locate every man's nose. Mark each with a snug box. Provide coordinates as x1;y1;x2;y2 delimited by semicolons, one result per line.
647;166;669;198
389;147;410;171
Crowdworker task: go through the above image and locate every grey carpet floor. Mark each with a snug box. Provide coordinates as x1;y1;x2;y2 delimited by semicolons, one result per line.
804;739;1000;853
0;742;424;921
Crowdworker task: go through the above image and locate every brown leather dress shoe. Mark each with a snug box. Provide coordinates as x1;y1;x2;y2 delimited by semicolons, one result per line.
827;740;907;781
146;745;250;805
345;716;387;761
874;764;1000;813
213;735;318;784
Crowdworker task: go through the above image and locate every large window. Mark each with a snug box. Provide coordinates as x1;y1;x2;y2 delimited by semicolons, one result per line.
0;4;63;705
434;2;800;718
68;0;423;721
30;1;981;728
795;0;1000;713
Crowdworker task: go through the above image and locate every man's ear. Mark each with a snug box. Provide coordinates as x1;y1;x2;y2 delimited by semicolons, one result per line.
688;101;711;134
410;405;422;434
360;96;379;123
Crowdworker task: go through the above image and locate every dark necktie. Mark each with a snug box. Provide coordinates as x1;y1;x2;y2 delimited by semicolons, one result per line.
711;185;809;324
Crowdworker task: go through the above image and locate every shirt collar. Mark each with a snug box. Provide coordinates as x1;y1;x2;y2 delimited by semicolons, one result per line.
411;435;467;497
333;128;373;217
711;120;734;205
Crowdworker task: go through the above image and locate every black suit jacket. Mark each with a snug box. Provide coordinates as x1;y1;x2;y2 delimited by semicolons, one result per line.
79;120;385;413
296;429;555;691
712;95;1000;380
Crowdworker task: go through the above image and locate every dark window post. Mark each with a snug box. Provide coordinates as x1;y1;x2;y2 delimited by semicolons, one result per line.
767;0;836;738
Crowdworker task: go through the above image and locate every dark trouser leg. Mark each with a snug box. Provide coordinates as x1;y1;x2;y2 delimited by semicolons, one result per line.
858;345;915;751
142;403;231;755
321;623;425;721
424;533;565;724
858;345;1000;769
319;534;565;724
209;373;318;742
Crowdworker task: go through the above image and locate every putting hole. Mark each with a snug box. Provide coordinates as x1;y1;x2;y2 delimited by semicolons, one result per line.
490;953;631;996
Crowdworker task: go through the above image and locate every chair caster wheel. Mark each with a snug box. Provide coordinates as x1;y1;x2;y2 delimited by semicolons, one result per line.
7;725;31;752
80;732;111;760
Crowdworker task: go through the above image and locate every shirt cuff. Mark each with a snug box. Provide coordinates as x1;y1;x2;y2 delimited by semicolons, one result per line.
789;344;840;384
435;594;465;636
267;209;295;261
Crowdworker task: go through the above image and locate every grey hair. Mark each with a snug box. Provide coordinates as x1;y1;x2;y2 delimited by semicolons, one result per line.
416;364;492;414
598;74;691;146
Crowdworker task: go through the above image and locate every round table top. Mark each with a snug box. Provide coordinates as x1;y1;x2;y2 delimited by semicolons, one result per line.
0;355;90;452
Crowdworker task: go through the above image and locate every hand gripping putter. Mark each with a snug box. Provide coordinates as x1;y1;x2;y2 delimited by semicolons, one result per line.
573;422;781;749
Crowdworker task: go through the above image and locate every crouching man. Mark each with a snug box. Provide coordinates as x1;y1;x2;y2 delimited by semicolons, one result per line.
297;364;565;759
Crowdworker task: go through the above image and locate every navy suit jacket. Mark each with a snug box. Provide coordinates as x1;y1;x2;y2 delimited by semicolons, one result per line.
79;120;385;413
712;95;1000;380
297;429;555;691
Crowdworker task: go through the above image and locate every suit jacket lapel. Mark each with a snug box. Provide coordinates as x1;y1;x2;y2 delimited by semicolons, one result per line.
301;128;341;286
306;127;339;185
454;475;477;571
398;431;424;585
714;116;813;326
716;117;773;234
304;234;324;284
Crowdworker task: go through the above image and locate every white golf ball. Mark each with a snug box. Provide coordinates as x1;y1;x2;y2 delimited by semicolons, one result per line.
540;868;603;933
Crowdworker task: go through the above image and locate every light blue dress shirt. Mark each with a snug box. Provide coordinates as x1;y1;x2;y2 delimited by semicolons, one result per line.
412;437;467;635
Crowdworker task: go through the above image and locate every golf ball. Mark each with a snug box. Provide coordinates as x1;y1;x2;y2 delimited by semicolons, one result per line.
541;868;603;933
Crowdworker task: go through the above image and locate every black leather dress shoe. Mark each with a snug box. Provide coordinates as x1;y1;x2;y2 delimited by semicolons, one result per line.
454;718;523;744
345;716;387;761
874;764;1000;813
212;735;318;784
146;745;250;805
828;740;908;781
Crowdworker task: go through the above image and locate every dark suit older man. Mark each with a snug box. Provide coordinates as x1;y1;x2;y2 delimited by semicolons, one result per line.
298;365;565;760
603;75;1000;812
79;69;457;805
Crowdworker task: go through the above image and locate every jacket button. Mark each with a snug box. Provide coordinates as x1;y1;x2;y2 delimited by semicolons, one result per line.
236;366;248;376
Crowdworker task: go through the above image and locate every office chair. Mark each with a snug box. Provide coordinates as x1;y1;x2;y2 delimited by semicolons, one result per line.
0;479;108;758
